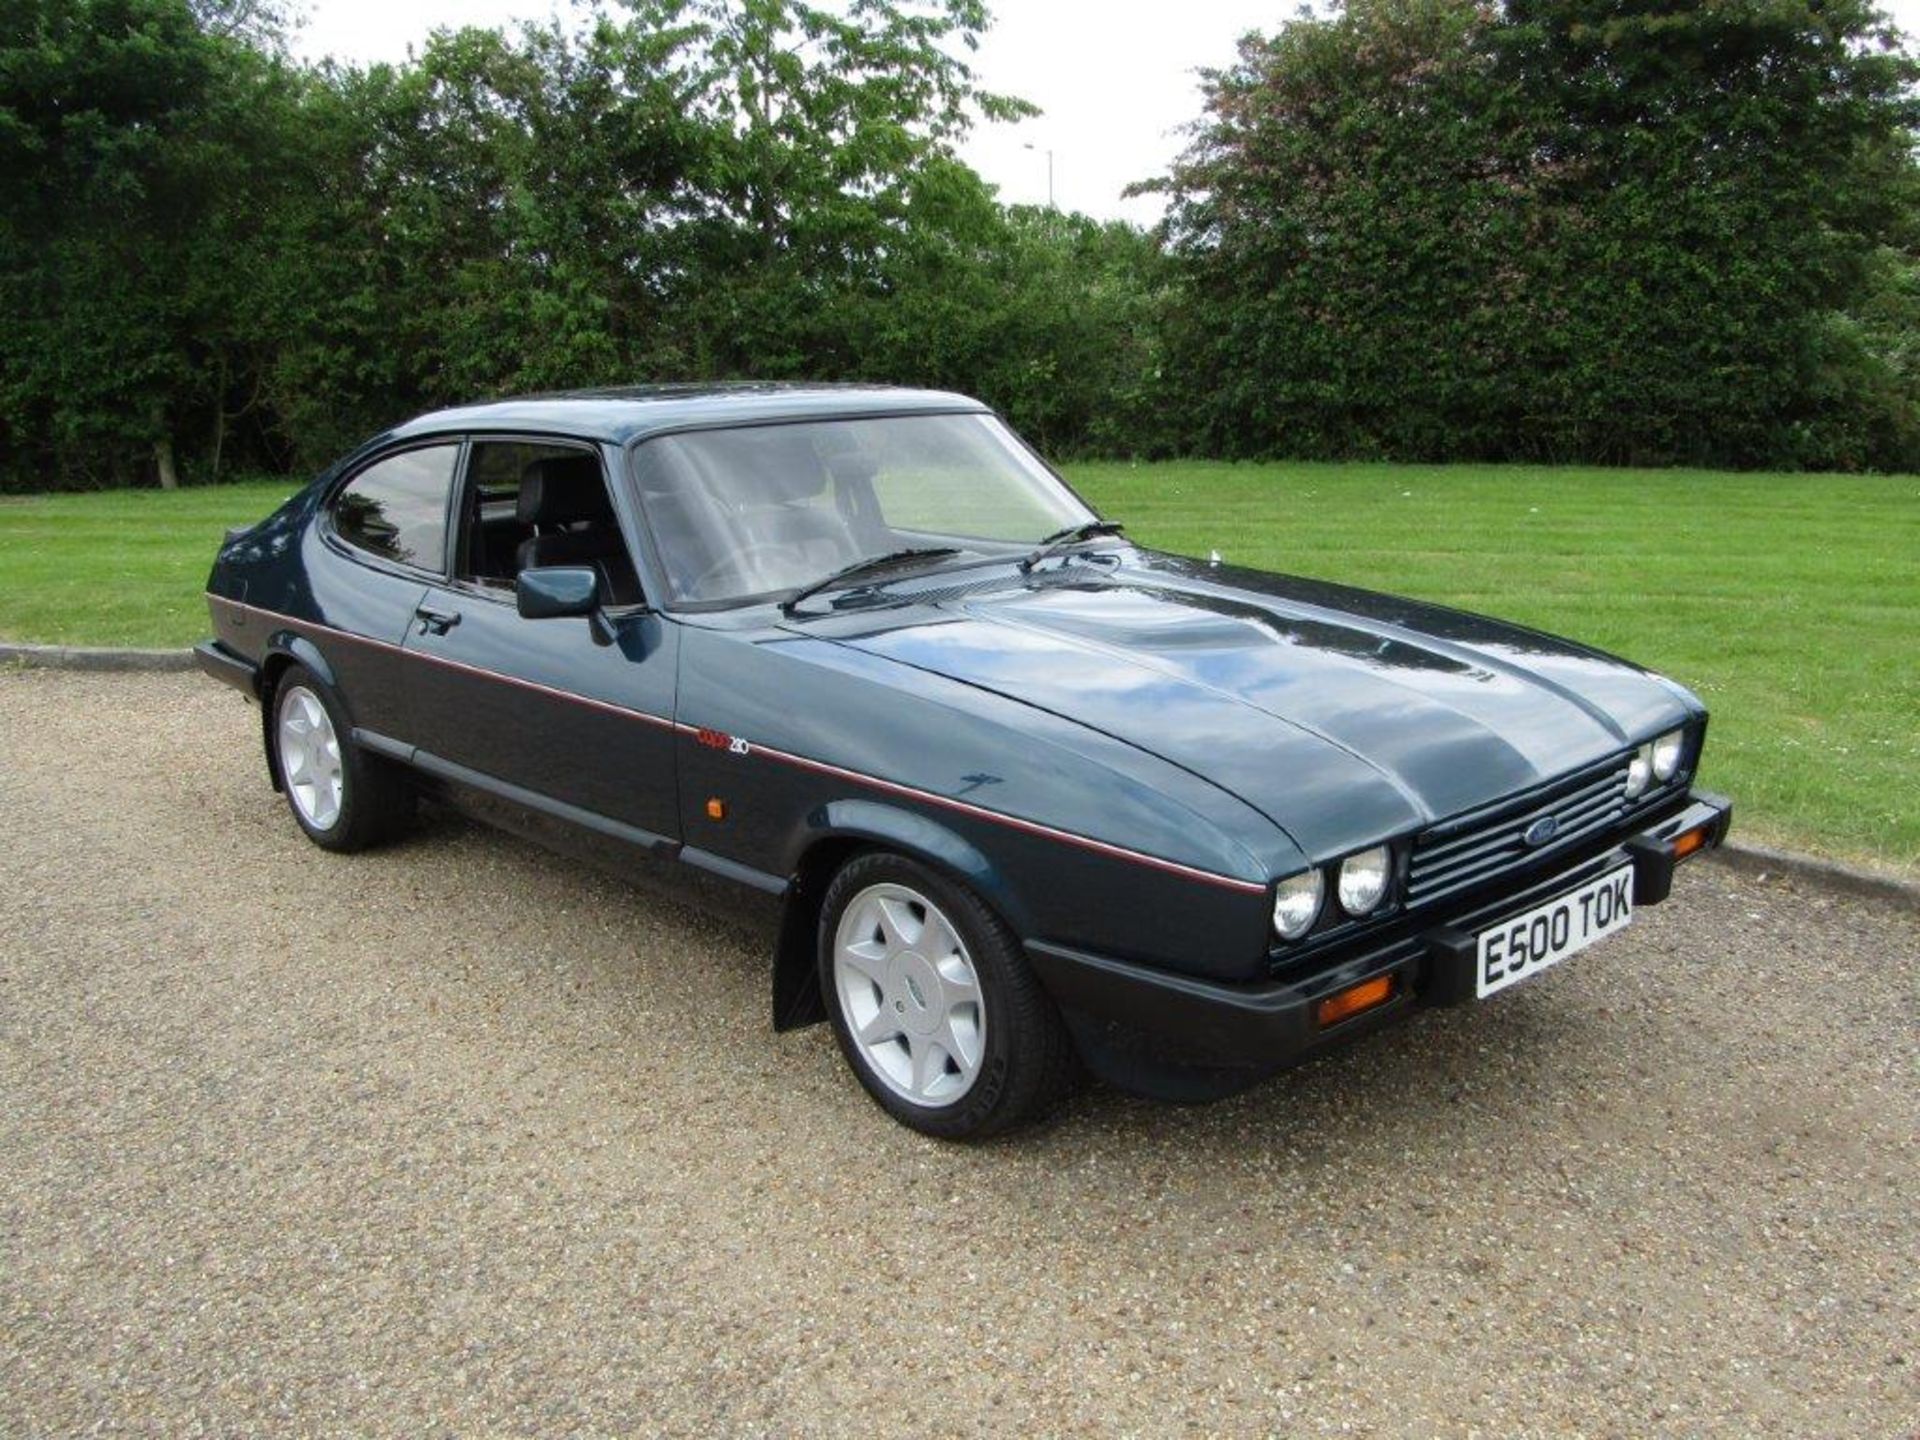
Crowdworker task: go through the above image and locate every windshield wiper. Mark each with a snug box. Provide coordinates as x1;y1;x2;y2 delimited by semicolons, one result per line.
1018;519;1126;573
781;547;962;614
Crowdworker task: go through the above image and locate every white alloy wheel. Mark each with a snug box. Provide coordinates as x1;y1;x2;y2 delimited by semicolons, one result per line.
831;881;987;1107
276;684;344;831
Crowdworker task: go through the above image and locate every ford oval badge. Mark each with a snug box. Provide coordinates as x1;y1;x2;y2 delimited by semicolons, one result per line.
1523;814;1560;847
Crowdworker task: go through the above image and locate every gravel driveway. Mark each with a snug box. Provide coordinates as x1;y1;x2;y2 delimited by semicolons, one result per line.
2;669;1915;1437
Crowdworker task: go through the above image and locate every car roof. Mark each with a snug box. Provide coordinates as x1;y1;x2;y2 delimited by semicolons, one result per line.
389;383;991;446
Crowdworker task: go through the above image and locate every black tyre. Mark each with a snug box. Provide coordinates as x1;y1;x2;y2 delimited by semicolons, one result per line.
268;663;413;852
818;851;1076;1139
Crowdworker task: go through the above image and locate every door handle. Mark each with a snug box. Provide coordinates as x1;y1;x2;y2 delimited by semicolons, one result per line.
415;604;461;636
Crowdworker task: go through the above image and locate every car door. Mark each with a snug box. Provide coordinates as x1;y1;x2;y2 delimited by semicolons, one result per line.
399;437;682;851
304;441;465;743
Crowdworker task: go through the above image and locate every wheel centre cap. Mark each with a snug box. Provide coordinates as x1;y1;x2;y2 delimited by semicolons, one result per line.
888;952;942;1037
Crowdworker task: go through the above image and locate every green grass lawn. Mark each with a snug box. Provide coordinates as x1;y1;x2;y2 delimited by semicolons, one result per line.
0;479;300;652
2;464;1914;870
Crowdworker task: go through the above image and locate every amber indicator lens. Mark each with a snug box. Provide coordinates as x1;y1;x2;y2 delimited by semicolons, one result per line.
1316;974;1395;1028
705;798;727;820
1671;826;1708;860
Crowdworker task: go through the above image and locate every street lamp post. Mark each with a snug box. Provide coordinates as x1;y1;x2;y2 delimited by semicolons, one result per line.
1022;142;1055;209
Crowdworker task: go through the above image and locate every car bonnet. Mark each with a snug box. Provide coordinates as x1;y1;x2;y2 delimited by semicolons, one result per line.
800;559;1695;860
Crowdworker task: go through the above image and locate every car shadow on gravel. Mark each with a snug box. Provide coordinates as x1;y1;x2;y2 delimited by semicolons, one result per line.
393;797;1703;1184
284;777;1909;1243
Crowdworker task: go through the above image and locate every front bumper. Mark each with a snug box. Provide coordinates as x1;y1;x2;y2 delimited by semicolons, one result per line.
1027;790;1733;1099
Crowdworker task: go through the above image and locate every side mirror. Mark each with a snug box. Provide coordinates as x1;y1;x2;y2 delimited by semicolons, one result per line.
517;565;600;620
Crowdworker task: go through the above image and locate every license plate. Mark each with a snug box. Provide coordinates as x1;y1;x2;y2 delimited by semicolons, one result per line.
1476;865;1633;999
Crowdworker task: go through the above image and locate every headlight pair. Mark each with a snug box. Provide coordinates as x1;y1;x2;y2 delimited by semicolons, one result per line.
1625;727;1689;798
1272;844;1393;940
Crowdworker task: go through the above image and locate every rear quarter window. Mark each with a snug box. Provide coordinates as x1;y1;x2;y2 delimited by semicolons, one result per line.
331;445;460;571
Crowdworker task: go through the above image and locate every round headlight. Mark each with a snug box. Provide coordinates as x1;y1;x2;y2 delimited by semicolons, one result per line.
1624;744;1653;798
1337;845;1392;916
1272;869;1324;940
1651;728;1686;781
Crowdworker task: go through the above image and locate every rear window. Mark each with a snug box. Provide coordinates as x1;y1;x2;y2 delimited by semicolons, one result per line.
330;445;460;571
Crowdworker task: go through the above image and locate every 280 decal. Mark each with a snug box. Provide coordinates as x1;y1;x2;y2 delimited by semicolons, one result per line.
694;727;751;756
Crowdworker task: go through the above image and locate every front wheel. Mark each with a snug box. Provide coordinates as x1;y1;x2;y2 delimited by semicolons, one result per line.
818;852;1075;1139
270;664;412;852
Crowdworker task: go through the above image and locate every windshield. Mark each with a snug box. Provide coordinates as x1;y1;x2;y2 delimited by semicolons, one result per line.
629;413;1097;605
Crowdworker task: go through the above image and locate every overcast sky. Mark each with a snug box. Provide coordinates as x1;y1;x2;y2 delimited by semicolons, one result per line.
291;0;1920;226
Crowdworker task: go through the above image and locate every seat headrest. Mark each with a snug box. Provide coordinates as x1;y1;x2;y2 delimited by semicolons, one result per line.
823;450;879;486
517;454;611;526
695;428;829;506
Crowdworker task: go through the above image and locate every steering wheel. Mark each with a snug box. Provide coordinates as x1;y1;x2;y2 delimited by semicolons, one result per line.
687;543;802;600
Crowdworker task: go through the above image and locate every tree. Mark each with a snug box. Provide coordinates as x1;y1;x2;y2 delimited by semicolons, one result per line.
859;196;1170;454
0;0;1075;488
234;0;1057;469
1150;0;1920;468
603;0;1035;376
0;0;319;488
268;18;706;442
187;0;293;48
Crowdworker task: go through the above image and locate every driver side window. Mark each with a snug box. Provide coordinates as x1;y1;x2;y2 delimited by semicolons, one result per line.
452;440;644;606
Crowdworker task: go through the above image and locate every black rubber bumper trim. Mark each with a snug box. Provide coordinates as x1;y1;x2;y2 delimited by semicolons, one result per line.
1028;789;1735;1073
1027;935;1423;1074
1624;791;1734;906
193;639;259;696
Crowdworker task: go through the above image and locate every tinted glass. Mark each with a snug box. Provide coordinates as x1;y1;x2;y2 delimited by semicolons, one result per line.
332;445;459;570
632;414;1092;605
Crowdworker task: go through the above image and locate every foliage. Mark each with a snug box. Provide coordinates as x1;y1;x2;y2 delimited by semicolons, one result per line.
0;0;1125;488
1150;0;1920;469
4;0;1920;488
0;0;293;486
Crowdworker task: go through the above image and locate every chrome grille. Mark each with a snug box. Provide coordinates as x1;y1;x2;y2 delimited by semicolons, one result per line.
1406;758;1632;906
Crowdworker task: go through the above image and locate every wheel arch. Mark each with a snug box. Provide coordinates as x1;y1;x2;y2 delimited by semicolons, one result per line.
257;635;341;793
770;798;1032;1034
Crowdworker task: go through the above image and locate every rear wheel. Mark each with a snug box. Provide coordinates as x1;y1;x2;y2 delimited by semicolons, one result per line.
270;664;412;852
819;852;1075;1139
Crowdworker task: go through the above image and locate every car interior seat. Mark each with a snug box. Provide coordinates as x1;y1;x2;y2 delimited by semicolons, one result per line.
514;455;643;606
690;429;860;567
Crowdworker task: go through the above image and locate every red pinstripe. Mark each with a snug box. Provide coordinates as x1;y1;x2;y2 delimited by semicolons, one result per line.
210;593;673;730
208;592;1268;895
